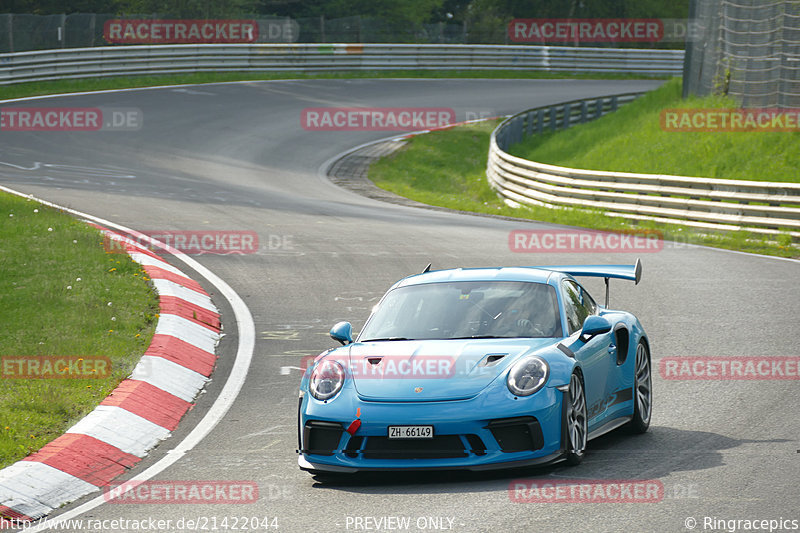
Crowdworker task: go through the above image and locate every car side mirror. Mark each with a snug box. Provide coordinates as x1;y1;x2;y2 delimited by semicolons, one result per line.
581;315;612;339
330;321;353;345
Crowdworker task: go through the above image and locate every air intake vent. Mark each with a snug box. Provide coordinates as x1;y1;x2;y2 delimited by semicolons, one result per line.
303;420;344;456
487;416;544;453
480;353;508;367
362;435;467;459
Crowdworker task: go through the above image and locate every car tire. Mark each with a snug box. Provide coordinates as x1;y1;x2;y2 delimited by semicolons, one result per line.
564;371;588;466
627;341;652;434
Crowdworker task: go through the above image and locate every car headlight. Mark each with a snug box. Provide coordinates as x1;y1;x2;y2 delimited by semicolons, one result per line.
507;356;549;396
309;359;345;401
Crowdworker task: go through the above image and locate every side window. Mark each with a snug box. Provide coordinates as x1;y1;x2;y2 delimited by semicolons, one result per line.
582;285;597;316
562;280;597;334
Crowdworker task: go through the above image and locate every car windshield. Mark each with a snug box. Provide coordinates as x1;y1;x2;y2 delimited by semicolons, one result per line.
359;281;562;341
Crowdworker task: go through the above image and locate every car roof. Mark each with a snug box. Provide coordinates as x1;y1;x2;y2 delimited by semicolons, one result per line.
393;267;563;289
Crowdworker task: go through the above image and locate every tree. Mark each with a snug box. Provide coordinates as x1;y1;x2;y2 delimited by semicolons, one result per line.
114;0;262;17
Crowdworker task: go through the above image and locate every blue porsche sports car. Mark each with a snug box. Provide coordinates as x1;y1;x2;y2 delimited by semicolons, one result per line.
297;261;651;473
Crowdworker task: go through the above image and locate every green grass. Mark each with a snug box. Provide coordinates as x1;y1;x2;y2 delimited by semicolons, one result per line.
0;69;665;102
368;120;799;258
0;192;158;469
370;119;638;227
507;78;800;182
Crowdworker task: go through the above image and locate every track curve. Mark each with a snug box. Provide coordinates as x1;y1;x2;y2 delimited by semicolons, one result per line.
1;78;798;533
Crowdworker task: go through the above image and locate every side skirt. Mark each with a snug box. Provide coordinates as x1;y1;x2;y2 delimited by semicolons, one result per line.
587;416;632;441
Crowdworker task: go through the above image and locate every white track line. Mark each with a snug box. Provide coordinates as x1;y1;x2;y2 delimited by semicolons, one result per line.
0;185;255;531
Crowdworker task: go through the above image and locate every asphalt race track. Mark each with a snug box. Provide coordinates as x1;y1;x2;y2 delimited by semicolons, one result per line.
2;78;798;533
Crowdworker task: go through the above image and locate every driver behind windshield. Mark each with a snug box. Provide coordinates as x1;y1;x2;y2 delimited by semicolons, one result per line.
490;283;558;338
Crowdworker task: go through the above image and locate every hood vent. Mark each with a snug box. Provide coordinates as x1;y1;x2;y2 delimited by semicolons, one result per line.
480;353;508;367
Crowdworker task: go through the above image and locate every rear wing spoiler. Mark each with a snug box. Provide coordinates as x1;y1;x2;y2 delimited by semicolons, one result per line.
536;258;642;308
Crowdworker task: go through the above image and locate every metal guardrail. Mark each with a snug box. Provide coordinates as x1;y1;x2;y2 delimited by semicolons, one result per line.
487;95;800;239
0;43;684;85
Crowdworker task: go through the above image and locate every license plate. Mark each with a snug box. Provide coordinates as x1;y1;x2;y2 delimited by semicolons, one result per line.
388;425;434;439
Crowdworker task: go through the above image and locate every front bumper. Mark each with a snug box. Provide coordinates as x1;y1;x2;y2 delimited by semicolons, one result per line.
298;385;565;472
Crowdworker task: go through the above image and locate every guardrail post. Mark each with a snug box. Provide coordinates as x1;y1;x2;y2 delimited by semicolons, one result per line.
512;117;523;144
580;101;588;124
496;128;506;150
526;111;534;137
594;98;603;120
610;95;618;112
563;103;572;128
536;109;545;135
549;106;557;132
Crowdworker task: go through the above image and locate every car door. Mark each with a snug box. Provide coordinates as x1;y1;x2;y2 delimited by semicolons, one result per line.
561;279;616;429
